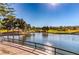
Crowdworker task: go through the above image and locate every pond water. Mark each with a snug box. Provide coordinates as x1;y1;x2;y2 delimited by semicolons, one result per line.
2;33;79;55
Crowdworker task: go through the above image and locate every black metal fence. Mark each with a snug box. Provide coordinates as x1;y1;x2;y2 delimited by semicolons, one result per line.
0;31;79;55
1;35;79;55
23;41;79;55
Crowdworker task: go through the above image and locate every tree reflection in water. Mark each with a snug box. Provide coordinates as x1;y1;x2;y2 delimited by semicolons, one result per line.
42;33;48;38
19;35;31;45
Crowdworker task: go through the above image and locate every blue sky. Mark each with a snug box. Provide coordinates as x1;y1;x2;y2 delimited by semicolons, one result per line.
11;3;79;27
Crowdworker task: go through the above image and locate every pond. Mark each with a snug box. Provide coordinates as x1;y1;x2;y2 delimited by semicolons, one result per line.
2;33;79;55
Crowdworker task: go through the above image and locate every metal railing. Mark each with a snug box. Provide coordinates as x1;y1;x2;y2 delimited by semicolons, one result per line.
0;32;79;55
1;36;79;55
23;41;79;55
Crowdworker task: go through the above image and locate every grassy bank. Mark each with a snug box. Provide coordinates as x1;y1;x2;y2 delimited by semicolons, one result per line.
0;29;31;37
3;29;78;35
0;29;28;34
0;30;20;33
48;29;79;34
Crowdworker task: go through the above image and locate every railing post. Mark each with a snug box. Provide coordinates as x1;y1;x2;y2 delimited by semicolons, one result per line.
54;48;56;55
35;43;36;49
12;28;14;43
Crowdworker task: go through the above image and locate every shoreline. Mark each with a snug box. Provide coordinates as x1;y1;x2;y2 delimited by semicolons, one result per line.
30;32;79;35
0;31;31;37
1;30;79;36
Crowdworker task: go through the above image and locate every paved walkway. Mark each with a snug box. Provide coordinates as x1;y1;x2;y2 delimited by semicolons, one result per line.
0;41;52;55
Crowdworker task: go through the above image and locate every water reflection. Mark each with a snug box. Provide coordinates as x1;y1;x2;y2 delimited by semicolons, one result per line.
42;33;48;38
19;35;27;45
1;33;79;54
44;42;53;54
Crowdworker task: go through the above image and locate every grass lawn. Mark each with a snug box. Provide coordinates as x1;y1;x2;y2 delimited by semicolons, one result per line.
0;29;19;33
48;29;79;34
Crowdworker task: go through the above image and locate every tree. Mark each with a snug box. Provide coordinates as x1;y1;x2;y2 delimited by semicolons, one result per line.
0;3;29;32
42;26;49;32
27;24;31;30
0;3;15;29
0;3;15;18
0;19;5;29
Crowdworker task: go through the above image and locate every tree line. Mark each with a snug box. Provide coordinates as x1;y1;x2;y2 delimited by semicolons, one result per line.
31;26;79;32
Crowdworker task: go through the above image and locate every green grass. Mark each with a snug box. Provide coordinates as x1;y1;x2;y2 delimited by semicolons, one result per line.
48;29;79;34
0;29;19;33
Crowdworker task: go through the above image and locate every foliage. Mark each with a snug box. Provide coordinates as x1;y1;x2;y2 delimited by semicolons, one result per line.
0;3;29;31
0;3;15;18
2;18;28;30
